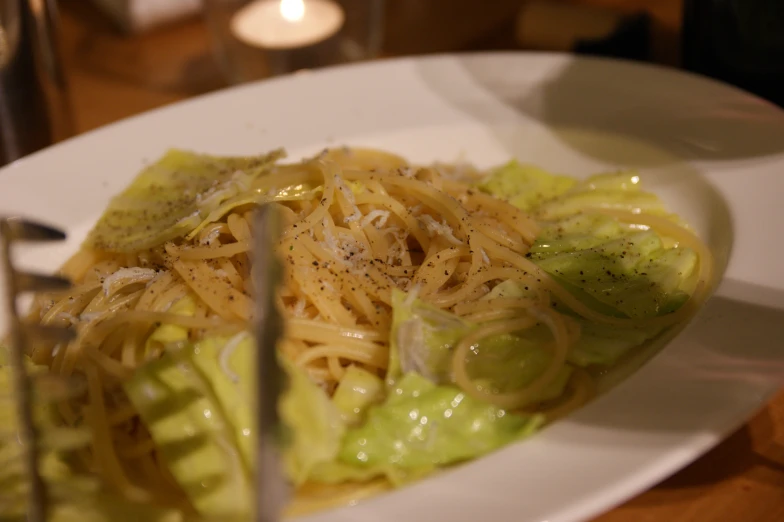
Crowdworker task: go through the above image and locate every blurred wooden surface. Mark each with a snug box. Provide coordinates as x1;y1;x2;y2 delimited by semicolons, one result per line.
57;0;784;520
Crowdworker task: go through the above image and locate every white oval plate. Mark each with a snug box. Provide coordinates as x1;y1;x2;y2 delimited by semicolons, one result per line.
2;53;784;522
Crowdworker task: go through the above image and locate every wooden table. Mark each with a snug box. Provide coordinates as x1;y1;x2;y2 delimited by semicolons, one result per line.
56;1;784;520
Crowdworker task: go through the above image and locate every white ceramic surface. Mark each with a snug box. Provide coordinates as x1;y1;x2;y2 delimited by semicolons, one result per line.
2;53;784;522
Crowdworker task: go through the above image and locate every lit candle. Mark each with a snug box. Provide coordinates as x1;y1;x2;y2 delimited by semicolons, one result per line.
231;0;345;50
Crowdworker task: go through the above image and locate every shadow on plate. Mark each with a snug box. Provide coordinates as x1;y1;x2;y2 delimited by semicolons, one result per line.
554;279;784;437
417;53;784;165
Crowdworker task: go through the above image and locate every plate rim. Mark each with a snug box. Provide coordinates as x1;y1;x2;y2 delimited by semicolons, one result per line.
5;50;784;176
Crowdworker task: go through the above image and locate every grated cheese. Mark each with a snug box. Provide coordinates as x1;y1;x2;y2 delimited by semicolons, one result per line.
338;232;366;260
419;214;463;245
387;242;402;265
230;169;252;191
102;267;158;296
292;298;307;317
219;331;249;384
55;312;79;324
404;284;422;307
175;210;201;228
200;228;221;246
321;217;341;252
360;210;390;229
392;277;412;291
80;312;103;323
335;176;363;223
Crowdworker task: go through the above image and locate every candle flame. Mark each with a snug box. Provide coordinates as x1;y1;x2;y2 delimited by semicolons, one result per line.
280;0;305;22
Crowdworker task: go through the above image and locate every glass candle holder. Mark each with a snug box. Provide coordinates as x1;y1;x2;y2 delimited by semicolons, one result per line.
203;0;386;84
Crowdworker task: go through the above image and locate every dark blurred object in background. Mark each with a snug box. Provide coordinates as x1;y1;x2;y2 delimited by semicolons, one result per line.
385;0;652;64
0;0;73;166
516;1;650;62
683;0;784;107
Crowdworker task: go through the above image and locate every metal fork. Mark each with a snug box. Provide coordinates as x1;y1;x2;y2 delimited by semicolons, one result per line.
0;216;75;522
251;204;290;522
1;208;289;522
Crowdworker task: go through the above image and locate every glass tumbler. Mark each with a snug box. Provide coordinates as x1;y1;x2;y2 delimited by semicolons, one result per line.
203;0;386;84
0;0;73;166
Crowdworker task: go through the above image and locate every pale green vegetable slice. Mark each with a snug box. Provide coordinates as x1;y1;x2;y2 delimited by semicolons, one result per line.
466;331;573;404
569;319;664;367
388;289;473;386
278;359;346;486
84;148;284;252
530;230;697;319
331;365;385;426
123;351;252;519
0;353;182;522
390;289;570;404
477;160;575;212
187;334;256;468
480;164;702;320
185;182;323;240
536;190;666;221
338;373;543;470
478;280;668;368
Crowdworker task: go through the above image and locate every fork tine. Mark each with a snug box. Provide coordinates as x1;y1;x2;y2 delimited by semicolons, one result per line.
0;218;52;522
15;272;72;293
3;217;66;242
251;204;289;522
0;374;86;404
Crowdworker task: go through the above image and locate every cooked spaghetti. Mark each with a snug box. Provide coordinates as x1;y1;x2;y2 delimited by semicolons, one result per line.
16;147;713;520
